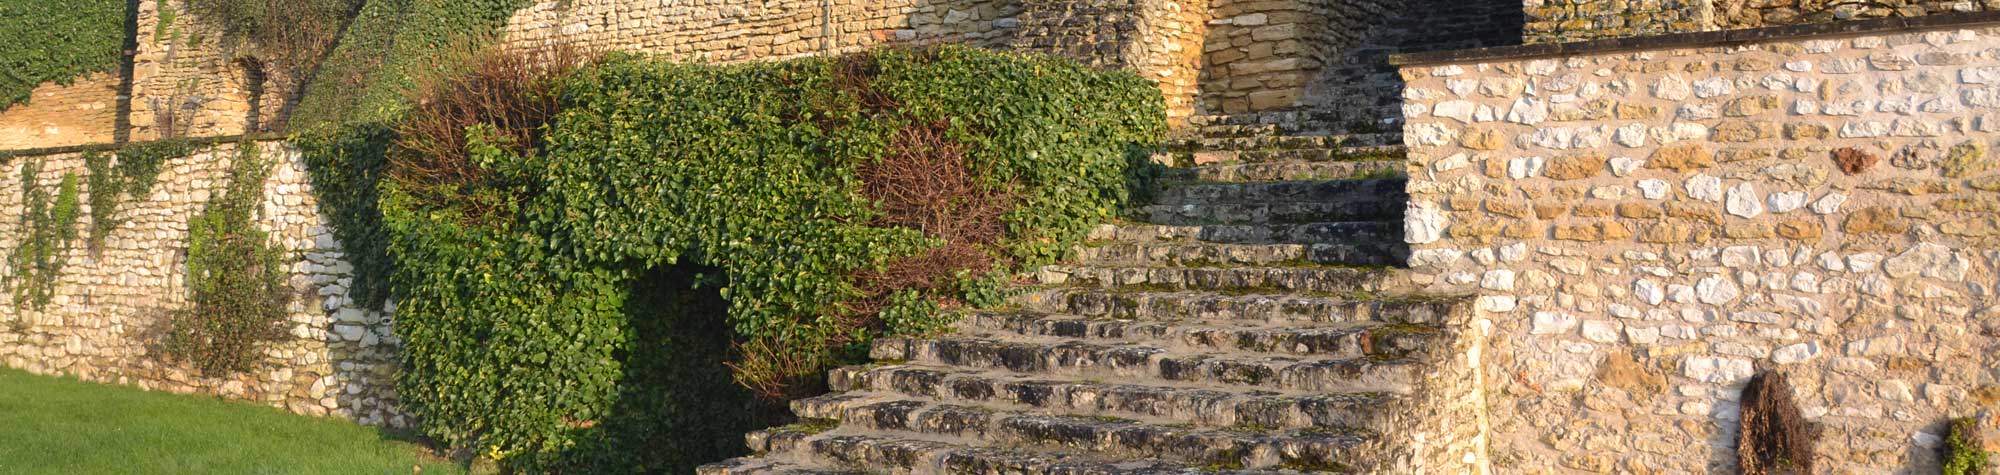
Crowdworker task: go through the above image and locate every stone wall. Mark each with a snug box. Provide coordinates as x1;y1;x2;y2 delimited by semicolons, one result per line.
1399;22;2000;474
498;0;1208;117
130;0;277;140
0;141;403;427
1527;0;2000;44
0;73;122;150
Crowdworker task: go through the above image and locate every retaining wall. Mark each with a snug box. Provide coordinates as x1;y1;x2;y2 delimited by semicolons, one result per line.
0;141;402;427
1399;16;2000;474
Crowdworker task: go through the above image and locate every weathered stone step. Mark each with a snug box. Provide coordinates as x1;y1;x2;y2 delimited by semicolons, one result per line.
955;311;1446;358
826;364;1397;431
871;337;1426;393
1165;134;1401;152
1086;222;1402;246
1164;159;1405;182
745;428;1308;475
1034;264;1393;294
697;458;866;475
1132;201;1402;225
1013;288;1465;326
1072;241;1400;267
789;397;1371;470
1154;179;1405;205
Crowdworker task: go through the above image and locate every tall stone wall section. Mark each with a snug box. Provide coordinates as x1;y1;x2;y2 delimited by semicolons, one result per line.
1527;0;2000;43
1400;24;2000;473
0;73;122;150
130;0;277;140
0;142;403;427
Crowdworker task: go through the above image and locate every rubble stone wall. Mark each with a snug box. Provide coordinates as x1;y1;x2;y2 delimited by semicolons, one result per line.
0;141;404;427
1399;21;2000;474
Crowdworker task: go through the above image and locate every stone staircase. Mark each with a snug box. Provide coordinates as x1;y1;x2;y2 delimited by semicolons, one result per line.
698;125;1486;475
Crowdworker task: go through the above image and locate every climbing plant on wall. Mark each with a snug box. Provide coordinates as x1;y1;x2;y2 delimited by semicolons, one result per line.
0;0;128;108
5;161;83;310
156;144;293;376
84;139;198;252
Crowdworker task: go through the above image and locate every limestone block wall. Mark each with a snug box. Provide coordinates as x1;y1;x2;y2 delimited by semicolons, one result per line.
0;141;403;427
1526;0;2000;44
1399;23;2000;473
129;0;275;140
0;73;122;150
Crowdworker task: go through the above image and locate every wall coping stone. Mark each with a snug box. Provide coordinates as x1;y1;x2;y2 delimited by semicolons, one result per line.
1392;10;2000;66
0;133;287;158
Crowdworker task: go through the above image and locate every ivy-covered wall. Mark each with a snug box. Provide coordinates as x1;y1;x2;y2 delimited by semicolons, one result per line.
0;141;407;428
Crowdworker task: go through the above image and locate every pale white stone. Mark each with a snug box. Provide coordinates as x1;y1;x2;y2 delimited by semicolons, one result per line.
1499;243;1528;262
1476;295;1517;312
1654;75;1691;100
1878;380;1915;402
1817;252;1846;271
1638;179;1670;199
1433;100;1477;123
1882;242;1968;281
1721;246;1762;267
1531;311;1579;335
1480;269;1517;291
1725;183;1764;218
1508;156;1545;179
1686;175;1723;202
1635;279;1666;305
1581;320;1621;343
1692;77;1736;98
1608;156;1643;176
1614;124;1647;148
1683;355;1754;383
1810;193;1847;215
1766;191;1807;213
1772;342;1822;364
1405;201;1447;244
1409;249;1463;268
1697;275;1741;304
1505;98;1548;125
1433;153;1471;172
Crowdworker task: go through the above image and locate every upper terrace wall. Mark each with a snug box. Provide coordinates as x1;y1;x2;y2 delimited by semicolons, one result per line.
1397;15;2000;473
0;0;279;150
0;142;402;427
499;0;1522;129
1527;0;2000;44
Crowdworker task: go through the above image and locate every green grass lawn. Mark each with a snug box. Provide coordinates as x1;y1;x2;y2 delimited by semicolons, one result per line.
0;367;469;475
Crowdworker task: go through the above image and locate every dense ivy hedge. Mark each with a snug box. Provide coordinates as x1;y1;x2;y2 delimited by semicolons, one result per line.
288;0;528;127
0;0;127;108
297;45;1163;471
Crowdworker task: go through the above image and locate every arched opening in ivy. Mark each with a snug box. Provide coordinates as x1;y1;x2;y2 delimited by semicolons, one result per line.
541;264;793;473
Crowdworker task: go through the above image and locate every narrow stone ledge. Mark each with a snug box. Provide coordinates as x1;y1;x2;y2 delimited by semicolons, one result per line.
1392;11;2000;67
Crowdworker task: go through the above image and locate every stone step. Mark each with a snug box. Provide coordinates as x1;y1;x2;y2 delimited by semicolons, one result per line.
1012;288;1465;326
1131;201;1402;225
1034;264;1393;294
1071;241;1401;267
746;428;1309;475
870;337;1427;394
826;364;1398;431
1086;222;1402;246
955;311;1447;359
1164;159;1405;182
1164;135;1401;154
1154;179;1405;206
697;458;866;475
788;397;1372;470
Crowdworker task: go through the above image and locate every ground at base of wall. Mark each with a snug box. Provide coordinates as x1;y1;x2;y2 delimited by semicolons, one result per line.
0;367;475;474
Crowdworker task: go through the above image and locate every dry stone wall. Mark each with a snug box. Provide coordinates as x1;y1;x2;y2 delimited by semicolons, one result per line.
1527;0;2000;44
0;73;122;150
0;141;403;427
130;0;277;140
1399;22;2000;473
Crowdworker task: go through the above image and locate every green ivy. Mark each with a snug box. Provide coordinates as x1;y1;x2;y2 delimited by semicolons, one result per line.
84;139;197;252
156;144;292;376
1944;417;1991;475
330;45;1163;470
288;0;529;128
0;0;128;108
293;124;395;310
6;161;83;310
